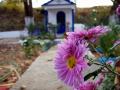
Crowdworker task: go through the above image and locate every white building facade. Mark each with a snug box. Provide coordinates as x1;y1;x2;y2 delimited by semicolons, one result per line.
42;0;76;34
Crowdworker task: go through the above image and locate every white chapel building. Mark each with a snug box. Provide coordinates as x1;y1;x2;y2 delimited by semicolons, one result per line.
42;0;76;34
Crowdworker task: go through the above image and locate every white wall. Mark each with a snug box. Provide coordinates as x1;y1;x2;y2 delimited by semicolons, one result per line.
74;24;85;31
48;10;56;25
0;30;28;39
66;10;73;31
48;9;73;31
43;5;75;10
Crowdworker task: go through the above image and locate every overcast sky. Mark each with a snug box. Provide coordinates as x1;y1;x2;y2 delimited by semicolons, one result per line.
32;0;113;8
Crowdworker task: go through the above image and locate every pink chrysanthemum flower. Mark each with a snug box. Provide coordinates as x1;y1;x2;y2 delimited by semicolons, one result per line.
67;31;88;47
55;40;88;88
114;39;120;46
74;81;97;90
112;39;120;49
67;26;109;43
87;26;109;42
74;73;105;90
116;5;120;15
66;30;87;40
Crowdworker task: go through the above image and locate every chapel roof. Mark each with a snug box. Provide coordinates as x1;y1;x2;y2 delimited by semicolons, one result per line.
42;0;75;6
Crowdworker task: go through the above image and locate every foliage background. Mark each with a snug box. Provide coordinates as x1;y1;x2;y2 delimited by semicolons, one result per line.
76;6;111;26
0;1;44;31
0;1;111;31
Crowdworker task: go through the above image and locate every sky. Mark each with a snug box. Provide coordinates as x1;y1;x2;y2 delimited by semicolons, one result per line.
32;0;113;8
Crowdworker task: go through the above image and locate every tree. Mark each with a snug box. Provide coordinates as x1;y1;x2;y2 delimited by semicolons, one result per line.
2;0;34;26
23;0;33;17
109;0;120;23
23;0;34;27
111;0;120;14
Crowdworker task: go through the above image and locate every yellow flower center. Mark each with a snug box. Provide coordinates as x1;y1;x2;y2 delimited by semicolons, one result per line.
67;56;76;69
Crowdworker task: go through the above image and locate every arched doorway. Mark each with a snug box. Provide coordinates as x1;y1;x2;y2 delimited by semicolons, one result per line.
57;11;66;34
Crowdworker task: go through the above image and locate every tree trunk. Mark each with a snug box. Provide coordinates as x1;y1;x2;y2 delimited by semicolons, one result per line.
23;0;34;27
23;0;33;17
110;0;120;23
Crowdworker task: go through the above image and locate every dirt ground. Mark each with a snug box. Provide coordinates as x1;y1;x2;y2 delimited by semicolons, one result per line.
0;38;41;89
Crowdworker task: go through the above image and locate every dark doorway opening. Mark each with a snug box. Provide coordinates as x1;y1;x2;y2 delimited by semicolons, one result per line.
57;11;66;34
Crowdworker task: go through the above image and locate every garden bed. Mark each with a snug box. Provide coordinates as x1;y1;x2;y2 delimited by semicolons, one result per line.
0;40;42;89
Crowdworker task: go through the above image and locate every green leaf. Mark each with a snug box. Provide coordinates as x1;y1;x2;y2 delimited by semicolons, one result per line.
84;68;102;81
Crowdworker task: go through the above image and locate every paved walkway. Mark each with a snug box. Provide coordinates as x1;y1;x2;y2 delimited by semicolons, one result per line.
10;43;99;90
10;46;70;90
